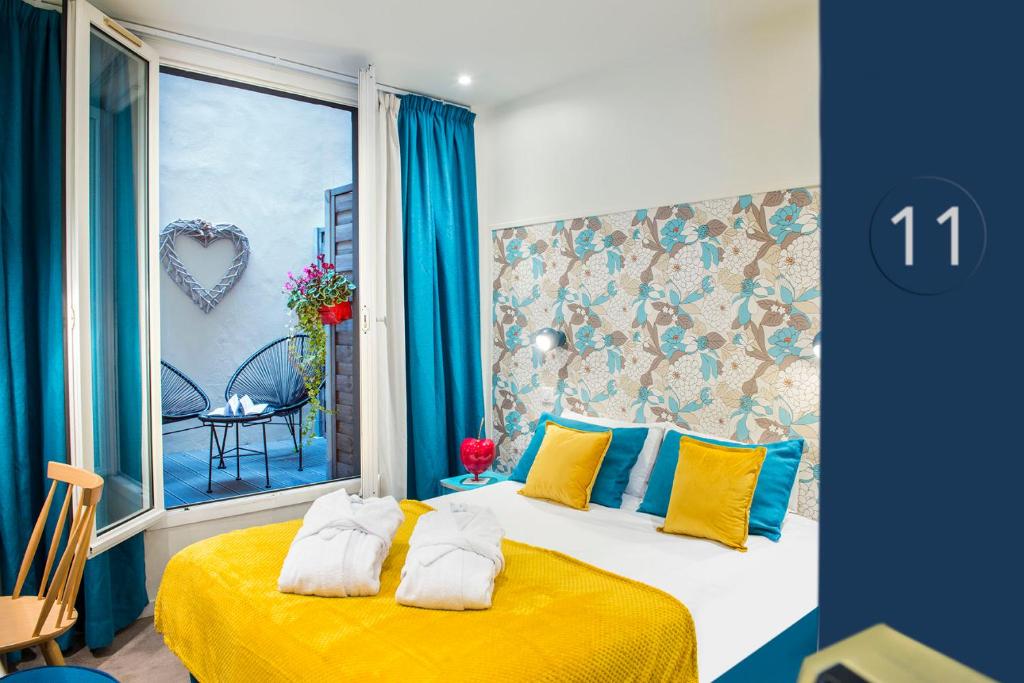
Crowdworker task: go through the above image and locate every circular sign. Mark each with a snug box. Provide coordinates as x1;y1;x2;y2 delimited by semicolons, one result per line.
869;177;986;295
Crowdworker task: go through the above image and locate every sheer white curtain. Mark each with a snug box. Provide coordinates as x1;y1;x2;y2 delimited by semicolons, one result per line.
375;91;407;498
357;66;406;498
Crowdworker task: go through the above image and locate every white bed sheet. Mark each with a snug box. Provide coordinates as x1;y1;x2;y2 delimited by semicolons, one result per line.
425;481;818;682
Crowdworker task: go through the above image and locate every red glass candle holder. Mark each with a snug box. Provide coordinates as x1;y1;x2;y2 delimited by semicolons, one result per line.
460;436;495;481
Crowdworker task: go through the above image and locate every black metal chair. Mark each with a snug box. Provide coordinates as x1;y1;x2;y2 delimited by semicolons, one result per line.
225;335;323;470
160;361;211;431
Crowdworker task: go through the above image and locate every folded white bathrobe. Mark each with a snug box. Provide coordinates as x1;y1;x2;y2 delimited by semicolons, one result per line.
396;503;505;610
278;490;404;597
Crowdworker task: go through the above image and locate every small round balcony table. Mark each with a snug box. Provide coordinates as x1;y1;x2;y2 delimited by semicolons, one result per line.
198;407;275;493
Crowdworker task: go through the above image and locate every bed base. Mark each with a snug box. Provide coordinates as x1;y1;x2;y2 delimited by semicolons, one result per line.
714;608;819;682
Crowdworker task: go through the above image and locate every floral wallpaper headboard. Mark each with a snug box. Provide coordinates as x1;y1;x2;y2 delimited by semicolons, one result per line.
490;187;821;519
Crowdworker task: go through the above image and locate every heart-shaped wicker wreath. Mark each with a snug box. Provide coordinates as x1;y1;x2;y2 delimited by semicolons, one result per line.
159;218;250;313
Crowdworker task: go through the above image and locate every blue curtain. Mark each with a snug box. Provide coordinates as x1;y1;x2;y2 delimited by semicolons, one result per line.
398;95;484;499
0;0;147;654
1;0;66;660
0;0;66;604
82;536;147;649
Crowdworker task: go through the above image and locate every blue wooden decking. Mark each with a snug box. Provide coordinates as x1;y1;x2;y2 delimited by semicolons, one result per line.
163;435;329;508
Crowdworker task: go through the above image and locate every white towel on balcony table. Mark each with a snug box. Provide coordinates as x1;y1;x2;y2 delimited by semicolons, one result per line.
396;503;505;610
277;490;404;597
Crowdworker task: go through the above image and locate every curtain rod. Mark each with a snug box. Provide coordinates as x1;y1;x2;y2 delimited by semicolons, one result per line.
34;0;471;110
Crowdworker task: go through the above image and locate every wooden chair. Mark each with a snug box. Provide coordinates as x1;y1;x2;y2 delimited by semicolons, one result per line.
0;462;103;669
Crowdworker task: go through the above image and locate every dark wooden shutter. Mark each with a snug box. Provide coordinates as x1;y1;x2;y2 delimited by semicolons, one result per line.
324;184;359;479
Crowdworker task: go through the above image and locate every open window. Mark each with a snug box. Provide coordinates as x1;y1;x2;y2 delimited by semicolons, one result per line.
64;0;361;555
64;0;162;554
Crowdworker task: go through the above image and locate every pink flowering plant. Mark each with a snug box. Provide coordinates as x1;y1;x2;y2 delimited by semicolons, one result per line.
284;253;355;311
283;254;355;442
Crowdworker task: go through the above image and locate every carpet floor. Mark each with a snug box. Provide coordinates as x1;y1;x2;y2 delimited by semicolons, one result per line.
14;616;187;682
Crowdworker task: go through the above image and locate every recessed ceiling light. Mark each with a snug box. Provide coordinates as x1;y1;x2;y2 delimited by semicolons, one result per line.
457;74;472;86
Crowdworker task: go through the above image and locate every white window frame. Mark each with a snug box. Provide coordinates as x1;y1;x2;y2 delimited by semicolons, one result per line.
124;29;365;531
65;0;164;556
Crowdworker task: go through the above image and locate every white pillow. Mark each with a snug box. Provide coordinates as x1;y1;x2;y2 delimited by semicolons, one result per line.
560;410;665;499
653;421;738;445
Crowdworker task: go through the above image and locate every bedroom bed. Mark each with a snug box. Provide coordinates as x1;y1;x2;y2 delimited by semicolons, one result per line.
438;482;819;681
155;481;817;682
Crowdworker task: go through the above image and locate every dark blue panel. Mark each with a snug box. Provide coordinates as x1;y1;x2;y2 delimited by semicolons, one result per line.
821;2;1021;680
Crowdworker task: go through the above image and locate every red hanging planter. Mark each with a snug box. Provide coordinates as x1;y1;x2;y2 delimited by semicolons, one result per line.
318;301;352;325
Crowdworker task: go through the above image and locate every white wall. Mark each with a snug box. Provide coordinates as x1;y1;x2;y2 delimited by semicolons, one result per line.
474;1;819;436
475;1;819;229
159;71;352;450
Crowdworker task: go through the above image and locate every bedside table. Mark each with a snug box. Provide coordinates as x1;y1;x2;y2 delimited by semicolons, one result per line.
439;471;510;494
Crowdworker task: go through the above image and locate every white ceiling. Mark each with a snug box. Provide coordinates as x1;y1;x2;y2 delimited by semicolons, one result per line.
93;0;806;109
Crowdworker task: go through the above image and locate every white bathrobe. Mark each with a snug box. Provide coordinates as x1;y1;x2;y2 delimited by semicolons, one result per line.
278;490;404;597
396;503;505;610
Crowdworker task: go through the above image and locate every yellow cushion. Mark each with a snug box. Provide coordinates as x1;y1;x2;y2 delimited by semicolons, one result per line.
518;422;613;510
659;436;766;551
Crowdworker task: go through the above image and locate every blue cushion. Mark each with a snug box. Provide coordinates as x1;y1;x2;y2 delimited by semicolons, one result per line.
510;412;648;509
638;429;804;541
4;666;119;682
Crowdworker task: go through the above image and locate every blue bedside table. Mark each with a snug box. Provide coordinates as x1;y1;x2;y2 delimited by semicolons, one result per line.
439;471;510;494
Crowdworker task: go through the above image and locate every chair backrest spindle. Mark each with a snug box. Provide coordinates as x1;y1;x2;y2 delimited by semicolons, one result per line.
12;480;57;599
37;484;74;600
58;503;96;625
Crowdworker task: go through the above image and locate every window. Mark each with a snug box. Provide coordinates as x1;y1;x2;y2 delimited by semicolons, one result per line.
157;69;358;508
65;0;361;555
66;1;162;554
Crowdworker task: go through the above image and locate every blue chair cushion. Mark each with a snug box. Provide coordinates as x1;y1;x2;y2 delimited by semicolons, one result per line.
4;666;119;682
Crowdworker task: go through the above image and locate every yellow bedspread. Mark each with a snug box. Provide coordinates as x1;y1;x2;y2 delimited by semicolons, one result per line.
155;500;697;682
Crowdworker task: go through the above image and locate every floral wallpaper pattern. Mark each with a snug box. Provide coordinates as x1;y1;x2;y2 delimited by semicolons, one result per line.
491;187;821;519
